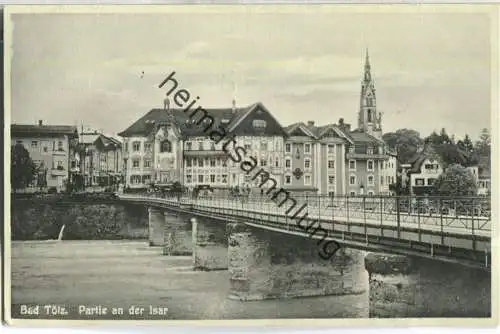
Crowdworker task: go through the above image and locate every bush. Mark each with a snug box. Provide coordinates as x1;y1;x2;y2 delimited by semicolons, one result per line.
433;163;478;196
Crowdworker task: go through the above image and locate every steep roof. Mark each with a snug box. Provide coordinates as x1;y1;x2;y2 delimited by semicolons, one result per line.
118;102;288;138
408;145;443;173
11;124;78;138
96;134;122;148
284;122;354;144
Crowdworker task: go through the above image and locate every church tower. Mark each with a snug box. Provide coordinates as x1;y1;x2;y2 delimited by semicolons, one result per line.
358;49;382;139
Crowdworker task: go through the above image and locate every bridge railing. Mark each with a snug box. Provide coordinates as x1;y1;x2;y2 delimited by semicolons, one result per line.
120;193;491;234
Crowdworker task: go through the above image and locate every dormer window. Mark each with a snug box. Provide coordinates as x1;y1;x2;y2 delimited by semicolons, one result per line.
221;119;230;124
160;140;172;153
349;146;355;153
367;147;373;154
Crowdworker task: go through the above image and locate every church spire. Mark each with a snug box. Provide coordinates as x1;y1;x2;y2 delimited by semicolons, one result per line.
358;48;382;139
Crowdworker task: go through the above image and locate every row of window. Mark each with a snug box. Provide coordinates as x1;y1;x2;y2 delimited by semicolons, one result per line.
349;160;375;171
186;174;228;184
284;143;337;154
125;140;173;153
414;178;437;186
20;140;65;153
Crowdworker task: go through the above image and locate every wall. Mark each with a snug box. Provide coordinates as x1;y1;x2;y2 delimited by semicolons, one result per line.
365;253;491;318
11;200;148;241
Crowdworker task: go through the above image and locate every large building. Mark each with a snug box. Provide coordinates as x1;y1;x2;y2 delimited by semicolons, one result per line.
11;121;79;192
118;102;288;192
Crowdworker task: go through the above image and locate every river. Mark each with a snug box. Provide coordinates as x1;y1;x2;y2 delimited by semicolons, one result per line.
10;240;369;320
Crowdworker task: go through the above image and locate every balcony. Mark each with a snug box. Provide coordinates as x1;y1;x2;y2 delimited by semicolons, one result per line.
51;167;66;176
346;152;388;160
183;150;227;157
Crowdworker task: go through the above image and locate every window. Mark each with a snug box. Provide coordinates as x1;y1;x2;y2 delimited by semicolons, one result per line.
142;175;151;184
144;142;152;152
124;143;128;152
367;191;374;196
328;176;335;184
130;175;141;184
328;145;335;154
427;178;436;186
304;175;311;185
144;159;152;168
349;160;356;170
349;146;355;153
328;191;335;197
304;144;311;153
186;159;192;167
387;176;391;184
285;175;291;185
328;160;335;169
349;175;356;185
252;119;267;130
222;174;228;184
210;174;216;183
367;147;373;154
198;175;204;183
31;141;38;149
132;159;140;168
43;145;48;153
186;142;192;150
415;178;425;186
57;141;63;151
368;175;374;185
132;141;140;152
275;158;280;167
232;174;236;183
211;142;216;150
160;140;172;153
198;141;203;150
304;159;311;169
285;143;291;153
198;159;204;167
210;159;216;167
367;160;374;171
285;159;291;168
380;176;384;185
261;142;268;151
222;159;227;167
380;161;384;170
260;159;267;167
186;175;192;183
350;191;356;196
244;144;252;151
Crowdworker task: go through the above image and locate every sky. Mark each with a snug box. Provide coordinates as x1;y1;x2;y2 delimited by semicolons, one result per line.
8;7;493;141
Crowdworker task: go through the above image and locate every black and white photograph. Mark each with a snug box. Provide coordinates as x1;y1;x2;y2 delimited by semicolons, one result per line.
3;4;497;324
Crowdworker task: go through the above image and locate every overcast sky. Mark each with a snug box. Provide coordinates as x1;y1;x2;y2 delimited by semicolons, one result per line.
8;7;493;140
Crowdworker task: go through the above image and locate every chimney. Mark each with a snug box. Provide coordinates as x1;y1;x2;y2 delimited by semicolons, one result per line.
307;120;315;127
339;118;344;125
38;120;43;126
163;97;170;110
232;98;236;113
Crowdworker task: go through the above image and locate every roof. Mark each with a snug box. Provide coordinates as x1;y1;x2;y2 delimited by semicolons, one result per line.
408;145;443;173
97;134;122;148
284;122;354;144
11;124;78;138
118;102;288;138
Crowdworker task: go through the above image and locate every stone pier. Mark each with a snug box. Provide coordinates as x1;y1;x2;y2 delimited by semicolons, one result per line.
365;253;491;318
192;218;228;270
148;207;165;246
227;223;367;301
163;211;192;256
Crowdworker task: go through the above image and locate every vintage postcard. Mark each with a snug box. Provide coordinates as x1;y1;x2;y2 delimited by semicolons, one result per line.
2;4;498;326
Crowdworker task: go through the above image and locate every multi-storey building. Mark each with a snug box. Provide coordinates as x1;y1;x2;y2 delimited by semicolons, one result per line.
118;102;287;193
78;130;123;187
11;120;79;192
283;121;352;196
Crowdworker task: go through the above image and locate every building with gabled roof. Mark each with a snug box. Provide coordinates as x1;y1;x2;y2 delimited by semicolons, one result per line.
11;120;79;192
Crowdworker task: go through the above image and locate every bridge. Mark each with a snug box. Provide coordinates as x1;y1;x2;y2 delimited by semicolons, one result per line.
118;193;492;317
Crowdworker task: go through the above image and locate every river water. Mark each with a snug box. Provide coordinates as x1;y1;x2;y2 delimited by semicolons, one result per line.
10;240;369;320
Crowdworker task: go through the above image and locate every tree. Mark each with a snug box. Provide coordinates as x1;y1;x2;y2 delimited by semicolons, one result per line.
11;143;37;193
382;129;424;165
433;163;478;196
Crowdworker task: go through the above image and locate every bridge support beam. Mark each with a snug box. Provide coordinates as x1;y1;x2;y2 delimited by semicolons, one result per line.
192;218;228;270
227;223;367;301
148;207;165;246
364;253;491;318
163;212;192;256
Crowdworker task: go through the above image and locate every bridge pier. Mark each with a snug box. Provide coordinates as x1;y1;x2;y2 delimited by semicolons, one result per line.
148;207;165;246
364;253;491;318
227;223;367;301
192;218;228;270
163;212;192;256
